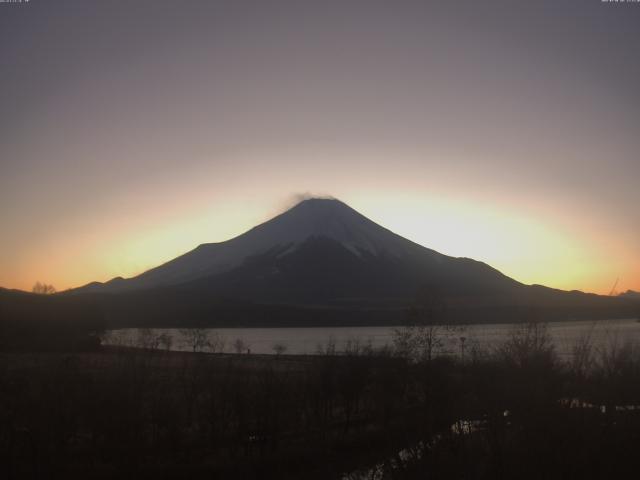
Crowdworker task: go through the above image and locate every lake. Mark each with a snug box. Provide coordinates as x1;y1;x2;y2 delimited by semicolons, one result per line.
102;318;640;358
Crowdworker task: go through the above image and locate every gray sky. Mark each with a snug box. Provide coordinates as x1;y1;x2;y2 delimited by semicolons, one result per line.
1;0;638;293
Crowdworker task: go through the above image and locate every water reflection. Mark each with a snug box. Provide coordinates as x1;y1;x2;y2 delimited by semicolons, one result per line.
102;318;640;357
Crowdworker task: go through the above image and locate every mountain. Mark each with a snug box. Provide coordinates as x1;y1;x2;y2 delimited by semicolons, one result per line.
76;198;519;298
69;198;637;326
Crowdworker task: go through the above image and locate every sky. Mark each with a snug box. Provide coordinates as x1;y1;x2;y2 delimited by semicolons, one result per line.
0;0;638;295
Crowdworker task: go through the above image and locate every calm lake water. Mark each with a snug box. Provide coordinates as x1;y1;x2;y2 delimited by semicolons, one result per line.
103;318;640;357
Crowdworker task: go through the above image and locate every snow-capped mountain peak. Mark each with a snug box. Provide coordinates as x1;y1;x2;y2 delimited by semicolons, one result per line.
80;198;433;292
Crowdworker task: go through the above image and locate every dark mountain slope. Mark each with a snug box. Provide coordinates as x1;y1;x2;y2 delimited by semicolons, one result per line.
178;235;521;306
56;198;638;326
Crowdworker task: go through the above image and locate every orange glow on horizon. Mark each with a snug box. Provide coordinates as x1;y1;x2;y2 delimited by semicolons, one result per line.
5;190;639;296
2;1;638;300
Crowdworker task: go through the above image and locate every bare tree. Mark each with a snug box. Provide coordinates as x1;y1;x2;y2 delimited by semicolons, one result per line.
32;282;56;294
570;325;596;379
180;328;210;353
158;332;173;352
136;328;160;350
316;335;337;356
233;338;247;354
207;332;226;353
393;288;462;362
497;321;556;369
344;336;362;356
272;343;287;356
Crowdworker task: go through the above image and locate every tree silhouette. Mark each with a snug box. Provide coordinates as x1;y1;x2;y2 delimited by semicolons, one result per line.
272;343;287;356
393;287;463;361
180;328;210;353
233;338;247;354
32;282;56;294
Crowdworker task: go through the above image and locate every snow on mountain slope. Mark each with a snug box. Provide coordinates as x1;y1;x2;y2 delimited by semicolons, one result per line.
81;198;443;293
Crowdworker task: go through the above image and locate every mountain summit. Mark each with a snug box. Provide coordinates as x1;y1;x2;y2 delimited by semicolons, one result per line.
237;197;426;257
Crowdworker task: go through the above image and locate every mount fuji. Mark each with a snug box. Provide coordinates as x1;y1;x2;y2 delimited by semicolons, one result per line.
77;198;518;298
71;198;636;326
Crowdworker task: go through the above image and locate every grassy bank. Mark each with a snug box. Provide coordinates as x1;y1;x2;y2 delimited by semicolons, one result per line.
2;325;640;479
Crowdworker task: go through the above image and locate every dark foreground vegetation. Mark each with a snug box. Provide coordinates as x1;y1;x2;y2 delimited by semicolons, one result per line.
2;322;640;479
0;289;103;352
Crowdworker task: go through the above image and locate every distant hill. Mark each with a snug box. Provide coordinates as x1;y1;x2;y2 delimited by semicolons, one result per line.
60;198;638;327
0;288;103;351
619;290;640;302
